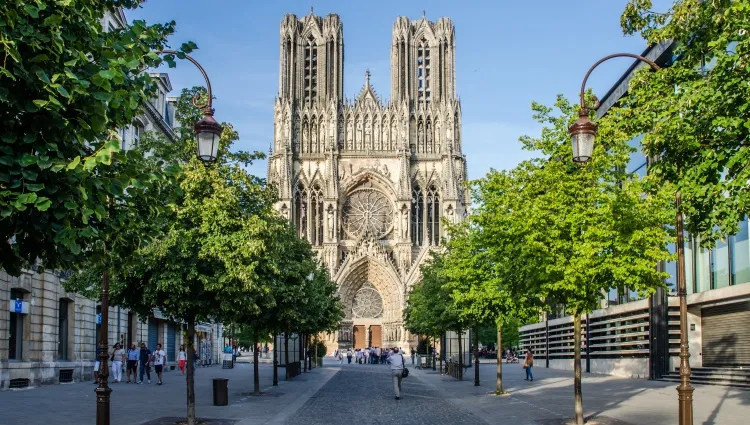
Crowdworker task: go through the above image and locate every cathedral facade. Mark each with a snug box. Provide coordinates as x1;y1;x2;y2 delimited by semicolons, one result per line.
267;12;468;351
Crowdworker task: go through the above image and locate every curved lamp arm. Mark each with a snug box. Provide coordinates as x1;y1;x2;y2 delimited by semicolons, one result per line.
569;53;660;164
579;53;661;111
156;50;214;112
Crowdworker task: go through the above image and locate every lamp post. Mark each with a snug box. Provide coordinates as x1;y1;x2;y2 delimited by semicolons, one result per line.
568;53;693;425
95;50;222;425
157;50;223;162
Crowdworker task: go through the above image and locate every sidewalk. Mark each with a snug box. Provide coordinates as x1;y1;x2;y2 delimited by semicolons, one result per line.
411;362;749;425
0;363;337;425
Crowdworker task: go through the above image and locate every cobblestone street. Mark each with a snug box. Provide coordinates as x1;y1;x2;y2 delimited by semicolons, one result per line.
1;359;748;424
286;364;482;425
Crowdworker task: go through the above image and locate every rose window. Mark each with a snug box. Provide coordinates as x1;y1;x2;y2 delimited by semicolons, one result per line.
352;282;384;318
342;189;394;239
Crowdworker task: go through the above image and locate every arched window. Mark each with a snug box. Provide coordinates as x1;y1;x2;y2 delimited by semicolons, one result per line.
310;184;324;245
426;185;440;245
411;185;424;246
327;37;335;98
284;38;293;98
417;39;430;103
294;182;308;240
304;37;317;103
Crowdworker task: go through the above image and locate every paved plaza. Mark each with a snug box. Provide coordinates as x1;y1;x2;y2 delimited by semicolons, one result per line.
0;358;747;424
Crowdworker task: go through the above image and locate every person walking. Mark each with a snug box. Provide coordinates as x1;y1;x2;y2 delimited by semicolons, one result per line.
346;348;353;364
110;343;125;383
411;347;415;365
137;343;152;384
126;343;139;383
178;345;187;375
93;346;101;384
388;347;405;400
523;348;534;381
153;343;167;385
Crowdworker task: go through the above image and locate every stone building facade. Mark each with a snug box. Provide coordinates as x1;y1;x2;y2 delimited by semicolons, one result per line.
0;9;221;390
267;12;469;351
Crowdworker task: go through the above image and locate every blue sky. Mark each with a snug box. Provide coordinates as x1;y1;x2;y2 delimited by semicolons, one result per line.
130;1;662;180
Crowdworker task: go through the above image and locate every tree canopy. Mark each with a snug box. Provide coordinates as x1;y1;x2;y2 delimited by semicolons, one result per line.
616;0;750;245
0;0;195;275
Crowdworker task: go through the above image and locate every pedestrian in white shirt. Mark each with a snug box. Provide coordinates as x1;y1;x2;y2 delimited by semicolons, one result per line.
152;343;167;385
388;347;405;400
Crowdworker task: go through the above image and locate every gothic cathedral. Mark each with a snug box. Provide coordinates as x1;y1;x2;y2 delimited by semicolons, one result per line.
267;12;469;351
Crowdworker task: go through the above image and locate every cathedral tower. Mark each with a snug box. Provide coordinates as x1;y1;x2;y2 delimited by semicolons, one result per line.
268;12;468;352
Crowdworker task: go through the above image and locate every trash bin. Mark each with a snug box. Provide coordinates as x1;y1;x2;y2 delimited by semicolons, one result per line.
212;378;228;406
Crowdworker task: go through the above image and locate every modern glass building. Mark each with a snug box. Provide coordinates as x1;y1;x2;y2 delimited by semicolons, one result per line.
519;41;750;380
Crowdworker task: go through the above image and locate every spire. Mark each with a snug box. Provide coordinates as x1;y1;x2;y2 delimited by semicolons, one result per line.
310;6;314;15
365;69;371;89
422;10;426;19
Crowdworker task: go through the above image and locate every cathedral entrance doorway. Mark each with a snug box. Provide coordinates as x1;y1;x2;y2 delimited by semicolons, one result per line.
352;324;383;349
353;325;366;349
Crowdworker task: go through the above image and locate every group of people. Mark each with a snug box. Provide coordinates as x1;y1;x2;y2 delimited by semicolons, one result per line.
95;342;188;386
335;346;406;365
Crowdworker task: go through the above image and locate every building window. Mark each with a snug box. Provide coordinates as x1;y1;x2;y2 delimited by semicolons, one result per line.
120;127;128;150
294;182;308;241
417;40;430;102
426;185;440;245
695;245;711;293
731;218;750;285
304;37;317;103
411;186;424;246
9;289;25;360
684;232;695;294
310;184;324;245
711;237;730;289
58;299;70;360
133;122;143;148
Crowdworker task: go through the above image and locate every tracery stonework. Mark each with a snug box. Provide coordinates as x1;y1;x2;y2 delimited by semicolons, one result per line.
342;189;394;239
267;11;468;351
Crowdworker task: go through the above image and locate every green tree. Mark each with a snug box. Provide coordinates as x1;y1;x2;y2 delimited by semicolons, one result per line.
0;0;195;275
481;96;674;424
446;222;539;393
66;87;274;425
616;0;750;245
404;250;465;366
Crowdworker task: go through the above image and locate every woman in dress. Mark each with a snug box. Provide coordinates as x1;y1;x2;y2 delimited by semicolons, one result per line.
178;345;187;375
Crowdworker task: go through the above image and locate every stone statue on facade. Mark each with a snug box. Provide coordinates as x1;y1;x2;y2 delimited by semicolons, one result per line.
327;206;334;239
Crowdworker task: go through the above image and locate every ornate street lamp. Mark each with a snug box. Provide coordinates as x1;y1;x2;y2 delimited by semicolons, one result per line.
157;50;222;163
570;53;695;425
568;53;659;164
95;50;222;425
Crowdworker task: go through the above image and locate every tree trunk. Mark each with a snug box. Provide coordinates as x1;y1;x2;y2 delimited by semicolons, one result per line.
432;336;437;371
574;313;584;425
284;332;290;380
253;333;260;395
458;330;463;381
303;333;308;372
496;320;503;395
186;316;197;425
473;325;480;386
272;332;278;386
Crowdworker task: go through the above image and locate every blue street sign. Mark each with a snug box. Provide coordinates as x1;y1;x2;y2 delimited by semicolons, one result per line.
96;313;102;325
14;299;22;313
